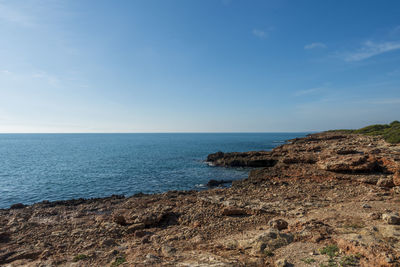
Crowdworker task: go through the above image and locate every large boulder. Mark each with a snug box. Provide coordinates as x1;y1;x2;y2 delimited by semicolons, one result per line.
221;207;248;216
382;214;400;225
113;214;127;226
245;229;294;255
10;203;26;209
134;209;179;227
377;177;395;188
317;155;377;173
268;218;288;231
206;151;277;167
206;151;224;162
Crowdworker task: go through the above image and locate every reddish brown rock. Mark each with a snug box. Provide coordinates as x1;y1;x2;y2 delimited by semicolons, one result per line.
377;177;395;188
113;214;127;226
317;154;377;173
393;171;400;186
221;207;248;216
379;157;400;174
268;218;288;230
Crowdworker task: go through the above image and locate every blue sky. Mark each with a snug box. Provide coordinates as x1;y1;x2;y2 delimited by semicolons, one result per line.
0;0;400;132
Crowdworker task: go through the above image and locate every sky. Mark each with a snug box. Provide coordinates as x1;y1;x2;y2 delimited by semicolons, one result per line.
0;0;400;133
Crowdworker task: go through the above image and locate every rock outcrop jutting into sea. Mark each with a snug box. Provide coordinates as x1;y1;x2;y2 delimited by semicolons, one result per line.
1;132;400;266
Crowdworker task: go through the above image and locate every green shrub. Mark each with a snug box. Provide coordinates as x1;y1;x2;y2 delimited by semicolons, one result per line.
320;244;339;258
354;124;390;135
330;121;400;144
339;254;359;266
111;256;126;267
73;254;88;262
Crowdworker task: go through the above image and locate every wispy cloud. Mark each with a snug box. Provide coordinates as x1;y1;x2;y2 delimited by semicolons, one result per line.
304;42;327;50
294;83;331;97
252;29;267;39
0;70;12;75
32;71;60;86
344;41;400;62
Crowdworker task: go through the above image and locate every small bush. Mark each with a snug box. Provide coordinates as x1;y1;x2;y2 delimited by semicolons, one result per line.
390;120;400;126
320;244;339;258
73;254;88;262
111;256;126;267
339;254;359;266
301;258;316;264
330;121;400;144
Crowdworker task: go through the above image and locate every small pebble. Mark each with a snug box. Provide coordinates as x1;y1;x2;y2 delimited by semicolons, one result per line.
146;254;159;260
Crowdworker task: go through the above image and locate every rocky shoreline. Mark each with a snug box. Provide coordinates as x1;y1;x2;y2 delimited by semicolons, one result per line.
1;132;400;266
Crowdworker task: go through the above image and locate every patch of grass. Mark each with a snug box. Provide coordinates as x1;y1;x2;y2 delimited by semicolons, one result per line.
111;256;126;267
339;254;359;266
319;252;361;267
73;254;88;262
320;244;339;258
301;257;316;264
329;120;400;144
320;258;338;267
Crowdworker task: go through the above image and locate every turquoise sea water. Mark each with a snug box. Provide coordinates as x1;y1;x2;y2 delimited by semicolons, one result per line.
0;133;308;209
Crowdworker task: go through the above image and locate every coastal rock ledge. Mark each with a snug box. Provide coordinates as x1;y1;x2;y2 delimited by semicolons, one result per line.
1;132;400;266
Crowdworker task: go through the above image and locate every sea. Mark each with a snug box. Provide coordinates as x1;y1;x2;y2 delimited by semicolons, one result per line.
0;133;308;209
